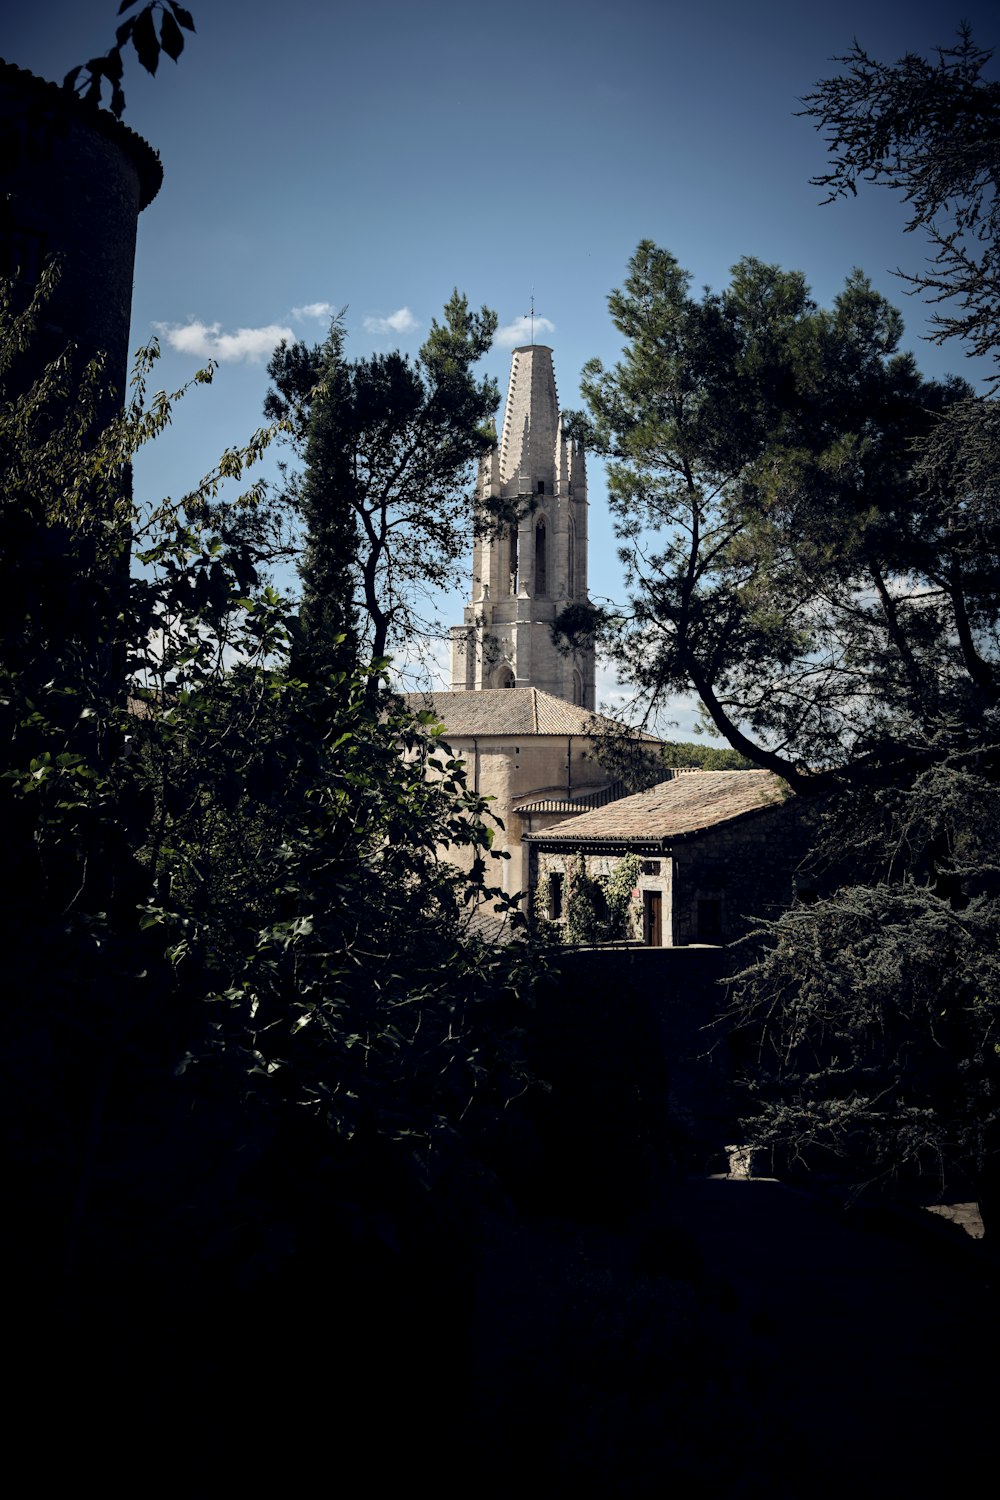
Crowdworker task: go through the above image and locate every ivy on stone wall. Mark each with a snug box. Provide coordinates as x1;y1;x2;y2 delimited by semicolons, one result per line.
559;852;641;946
605;853;641;941
564;854;608;945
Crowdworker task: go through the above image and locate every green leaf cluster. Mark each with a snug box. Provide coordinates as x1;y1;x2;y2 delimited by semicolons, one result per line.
64;2;196;119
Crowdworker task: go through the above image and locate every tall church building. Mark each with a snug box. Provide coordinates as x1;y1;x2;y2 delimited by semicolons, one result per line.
449;345;596;709
411;344;636;905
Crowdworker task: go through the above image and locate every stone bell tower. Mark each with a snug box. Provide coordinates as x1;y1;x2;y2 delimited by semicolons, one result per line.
449;344;596;709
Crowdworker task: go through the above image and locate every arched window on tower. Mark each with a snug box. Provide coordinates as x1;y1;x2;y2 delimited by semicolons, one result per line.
535;520;547;596
567;517;576;598
496;663;515;689
508;523;518;595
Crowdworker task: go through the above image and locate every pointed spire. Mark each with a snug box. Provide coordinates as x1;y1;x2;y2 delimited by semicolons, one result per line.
498;344;559;491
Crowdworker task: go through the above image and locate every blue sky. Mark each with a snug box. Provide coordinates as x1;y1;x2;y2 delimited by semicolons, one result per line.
7;1;997;729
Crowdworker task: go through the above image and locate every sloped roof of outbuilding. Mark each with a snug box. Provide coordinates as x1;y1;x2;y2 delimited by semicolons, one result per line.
524;770;790;847
404;688;658;740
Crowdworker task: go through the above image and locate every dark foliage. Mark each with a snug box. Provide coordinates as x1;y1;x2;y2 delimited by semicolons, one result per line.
0;288;539;1450
801;24;1000;370
64;1;196;119
719;27;1000;1230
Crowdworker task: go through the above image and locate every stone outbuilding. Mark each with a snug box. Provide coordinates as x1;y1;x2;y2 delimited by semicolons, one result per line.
524;770;811;946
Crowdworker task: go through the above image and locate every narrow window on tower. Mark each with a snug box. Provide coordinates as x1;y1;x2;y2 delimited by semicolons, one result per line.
509;523;518;595
567;518;576;597
535;521;547;596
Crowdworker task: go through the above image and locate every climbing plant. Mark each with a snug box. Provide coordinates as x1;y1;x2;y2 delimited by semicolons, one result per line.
561;853;607;945
605;853;641;941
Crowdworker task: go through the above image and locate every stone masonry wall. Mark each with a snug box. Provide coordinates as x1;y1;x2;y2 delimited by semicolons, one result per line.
426;732;610;898
669;803;813;945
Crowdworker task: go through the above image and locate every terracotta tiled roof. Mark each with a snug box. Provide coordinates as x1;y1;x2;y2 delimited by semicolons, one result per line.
513;799;583;815
404;688;658;740
461;904;523;945
513;780;625;815
525;771;790;846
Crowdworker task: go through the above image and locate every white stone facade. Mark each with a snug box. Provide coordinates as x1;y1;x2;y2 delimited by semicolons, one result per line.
403;688;629;900
449;345;596;708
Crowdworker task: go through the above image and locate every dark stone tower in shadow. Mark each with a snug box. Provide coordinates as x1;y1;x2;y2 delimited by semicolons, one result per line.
0;59;162;409
0;61;164;731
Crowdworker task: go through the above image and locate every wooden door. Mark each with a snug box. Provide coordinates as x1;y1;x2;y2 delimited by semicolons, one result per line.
643;890;662;947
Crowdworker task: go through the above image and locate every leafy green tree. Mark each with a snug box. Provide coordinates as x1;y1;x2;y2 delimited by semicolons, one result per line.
572;243;975;791
724;33;1000;1235
1;281;533;1364
573;215;1000;1224
718;30;1000;1233
264;294;498;677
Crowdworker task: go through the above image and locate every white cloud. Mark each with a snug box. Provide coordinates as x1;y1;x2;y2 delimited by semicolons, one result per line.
494;315;556;349
363;306;420;337
154;319;295;363
291;301;335;321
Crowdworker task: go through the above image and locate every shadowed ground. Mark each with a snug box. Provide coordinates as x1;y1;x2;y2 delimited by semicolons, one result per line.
468;1176;996;1497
